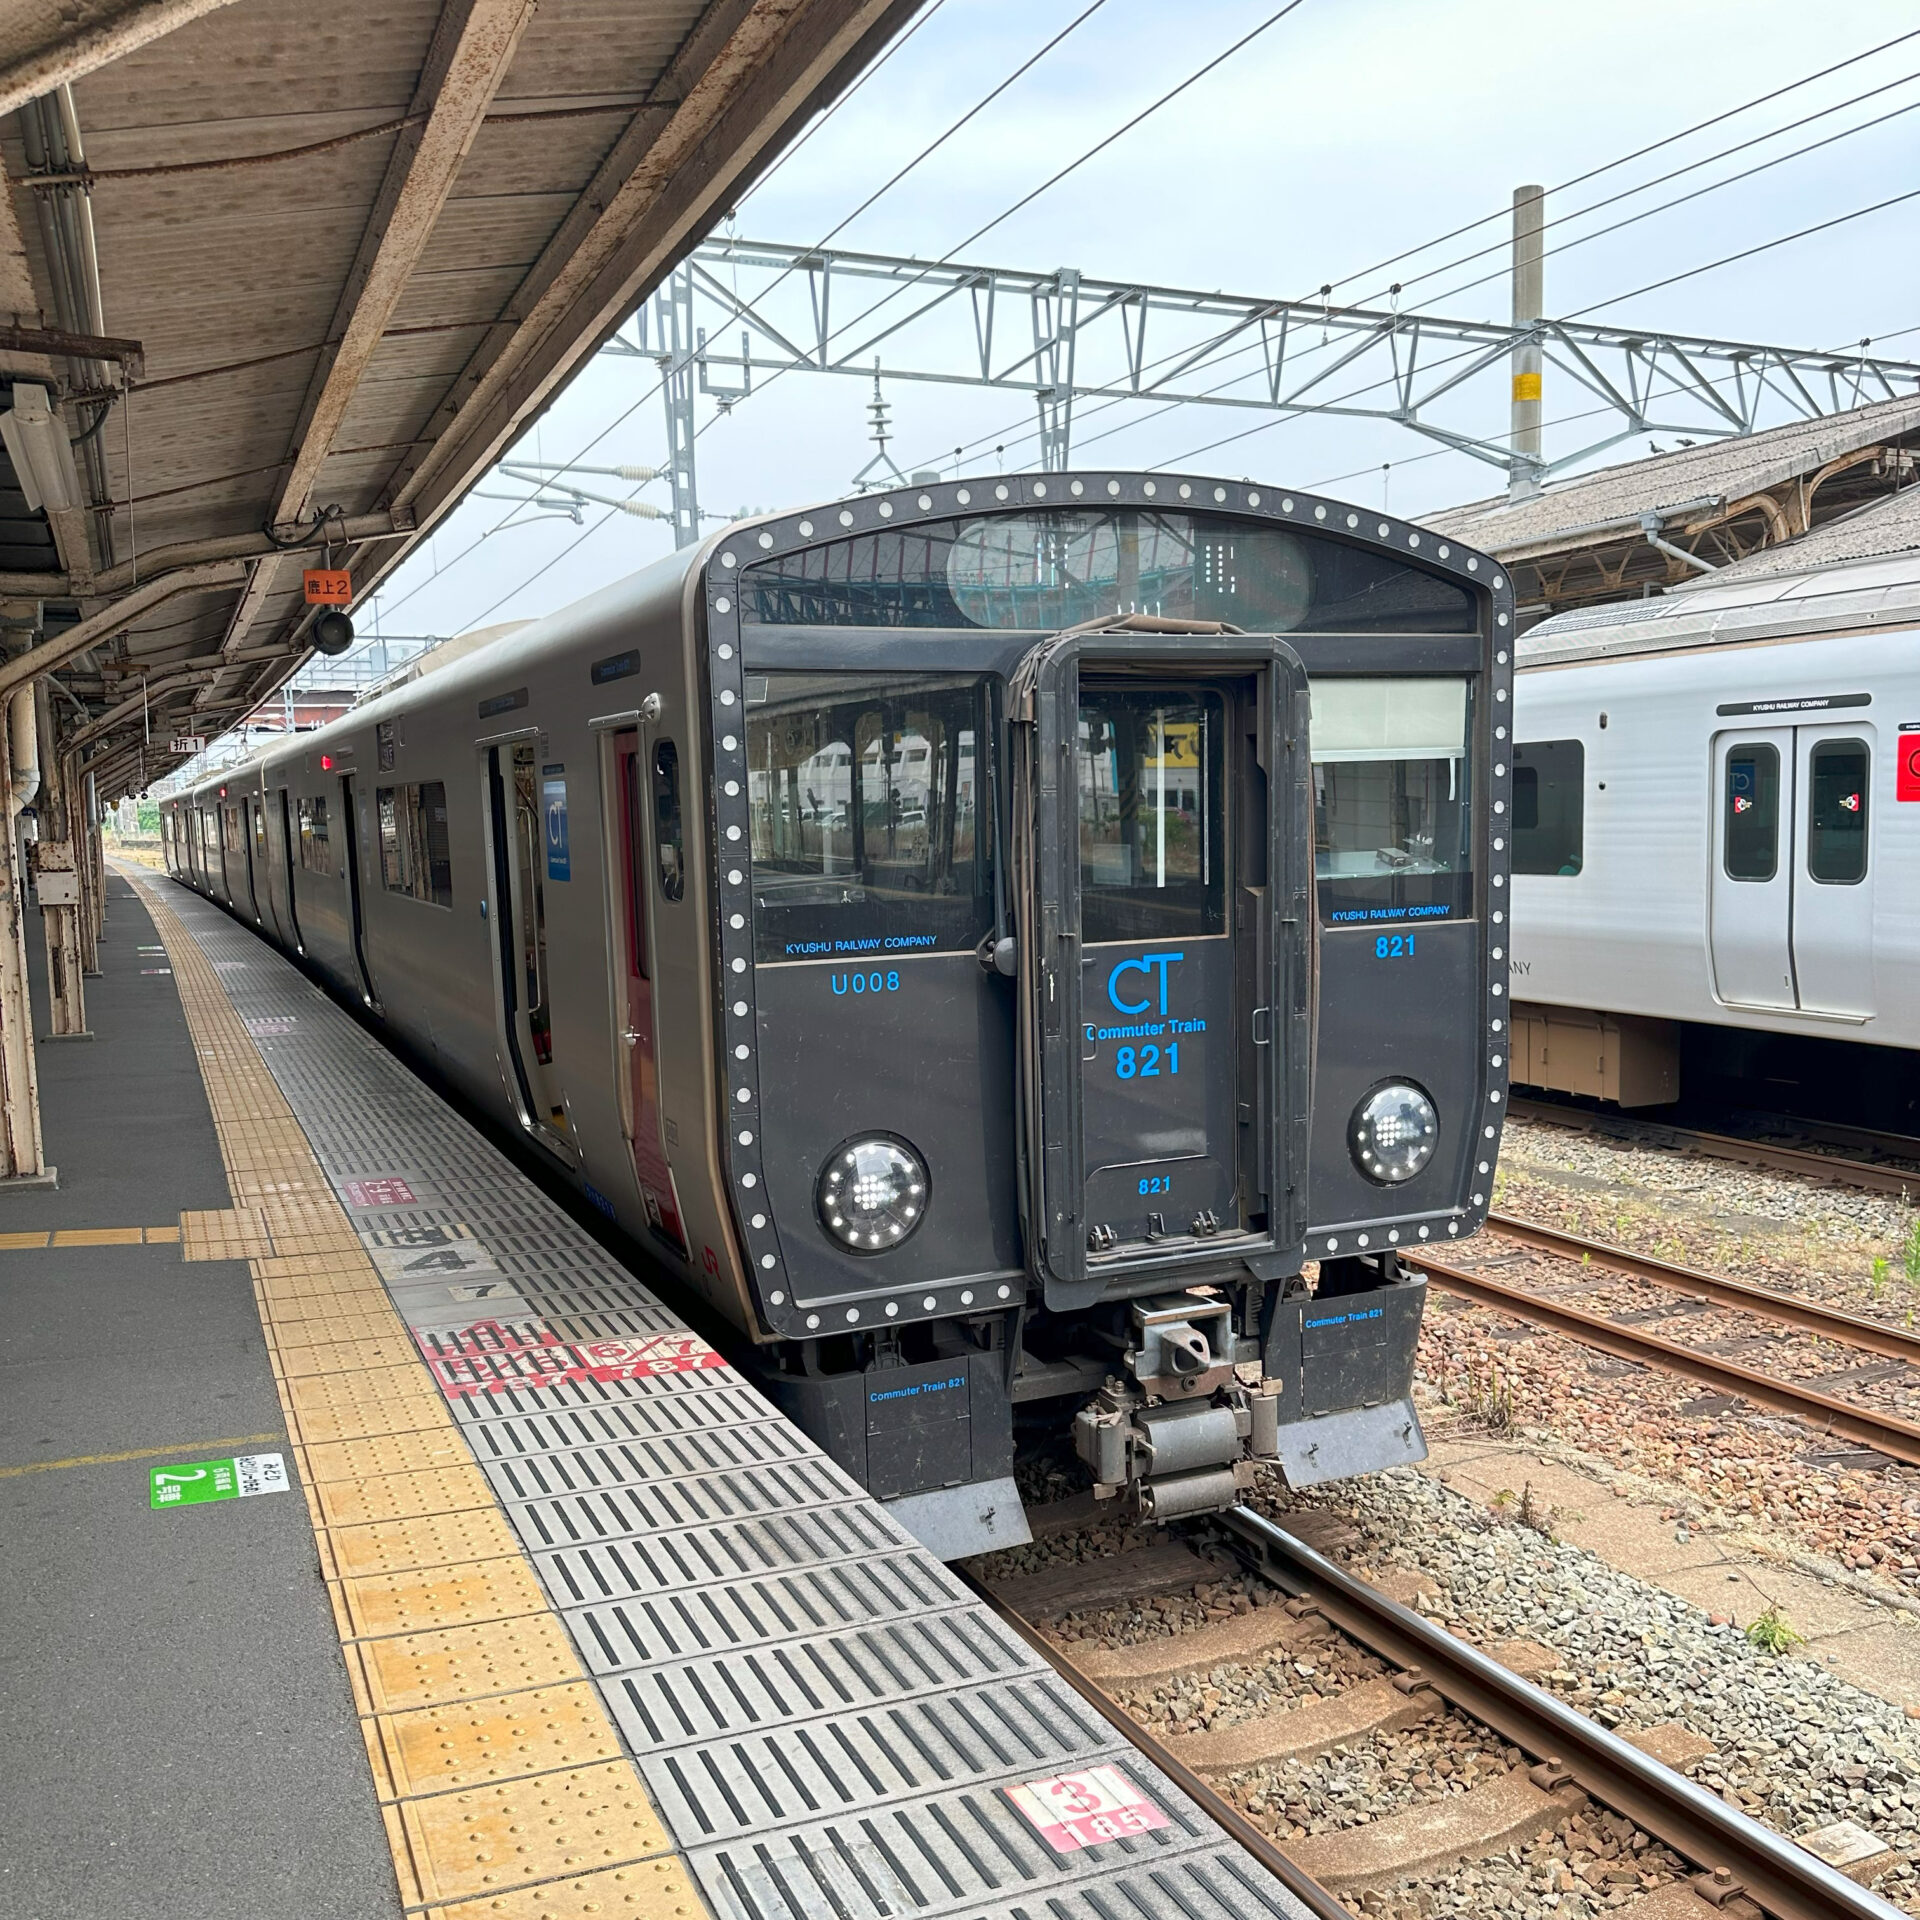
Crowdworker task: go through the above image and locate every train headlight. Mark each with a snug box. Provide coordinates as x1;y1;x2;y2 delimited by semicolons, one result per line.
1349;1081;1438;1184
816;1135;928;1251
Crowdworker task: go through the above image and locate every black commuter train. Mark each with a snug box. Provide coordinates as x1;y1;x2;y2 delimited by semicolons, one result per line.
162;473;1513;1558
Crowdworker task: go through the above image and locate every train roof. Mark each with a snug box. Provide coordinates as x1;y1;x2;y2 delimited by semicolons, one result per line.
1518;503;1920;669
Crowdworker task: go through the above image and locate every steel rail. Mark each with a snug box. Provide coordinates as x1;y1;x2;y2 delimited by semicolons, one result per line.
1508;1098;1920;1199
1217;1506;1906;1920
954;1566;1358;1920
1401;1250;1920;1467
1477;1214;1920;1367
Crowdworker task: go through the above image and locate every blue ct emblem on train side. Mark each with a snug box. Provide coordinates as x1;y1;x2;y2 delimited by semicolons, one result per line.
1107;950;1183;1016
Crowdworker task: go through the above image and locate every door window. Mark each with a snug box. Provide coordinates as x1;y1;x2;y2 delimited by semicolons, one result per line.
653;740;686;904
1807;740;1869;884
1723;744;1780;880
1077;686;1225;943
509;745;553;1063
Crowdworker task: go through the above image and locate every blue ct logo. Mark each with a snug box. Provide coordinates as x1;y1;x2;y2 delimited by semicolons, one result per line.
1107;950;1183;1016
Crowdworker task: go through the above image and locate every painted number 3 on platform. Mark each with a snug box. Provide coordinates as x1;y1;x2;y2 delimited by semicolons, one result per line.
1004;1765;1170;1854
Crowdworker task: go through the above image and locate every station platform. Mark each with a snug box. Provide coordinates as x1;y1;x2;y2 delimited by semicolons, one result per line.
0;866;1315;1920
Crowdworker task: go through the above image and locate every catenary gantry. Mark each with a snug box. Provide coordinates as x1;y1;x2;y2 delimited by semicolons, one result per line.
0;0;923;1181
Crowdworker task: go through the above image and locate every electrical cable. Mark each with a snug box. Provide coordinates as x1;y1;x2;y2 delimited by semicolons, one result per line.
907;44;1920;475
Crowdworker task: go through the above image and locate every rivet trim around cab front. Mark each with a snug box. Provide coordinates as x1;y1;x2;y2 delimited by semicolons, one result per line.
701;472;1513;1313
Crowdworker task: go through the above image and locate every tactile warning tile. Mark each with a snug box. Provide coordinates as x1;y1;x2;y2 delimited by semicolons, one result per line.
332;1555;550;1639
308;1462;497;1528
429;1853;705;1919
282;1366;449;1444
368;1682;623;1798
301;1429;478;1483
181;1206;274;1260
274;1329;425;1376
349;1613;585;1714
325;1508;523;1578
389;1761;674;1906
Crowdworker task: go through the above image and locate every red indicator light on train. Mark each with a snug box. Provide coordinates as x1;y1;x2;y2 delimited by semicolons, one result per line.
320;754;334;770
218;784;227;797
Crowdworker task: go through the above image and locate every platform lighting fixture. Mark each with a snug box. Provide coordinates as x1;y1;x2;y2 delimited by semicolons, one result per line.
0;382;80;514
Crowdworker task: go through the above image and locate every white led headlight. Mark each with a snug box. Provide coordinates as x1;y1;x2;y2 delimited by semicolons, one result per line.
816;1135;929;1251
1349;1082;1438;1184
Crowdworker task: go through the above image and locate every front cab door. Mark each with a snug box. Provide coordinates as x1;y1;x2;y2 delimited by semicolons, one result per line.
1013;626;1313;1311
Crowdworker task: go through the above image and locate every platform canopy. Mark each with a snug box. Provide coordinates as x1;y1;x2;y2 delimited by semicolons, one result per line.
0;0;918;798
1425;392;1920;623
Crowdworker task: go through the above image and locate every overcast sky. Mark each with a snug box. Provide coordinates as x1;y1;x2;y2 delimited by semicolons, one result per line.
363;0;1920;643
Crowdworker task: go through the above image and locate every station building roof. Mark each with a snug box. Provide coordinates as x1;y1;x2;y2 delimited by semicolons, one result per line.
0;0;917;797
1423;393;1920;620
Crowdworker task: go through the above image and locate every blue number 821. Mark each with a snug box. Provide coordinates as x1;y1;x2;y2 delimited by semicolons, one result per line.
1375;934;1416;959
1137;1174;1172;1196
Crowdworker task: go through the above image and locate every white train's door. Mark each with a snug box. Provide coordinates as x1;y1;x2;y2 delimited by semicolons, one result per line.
1790;726;1874;1018
1709;730;1796;1010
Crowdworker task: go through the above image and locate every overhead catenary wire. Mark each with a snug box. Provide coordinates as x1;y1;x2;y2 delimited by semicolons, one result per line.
443;0;1314;633
910;34;1920;475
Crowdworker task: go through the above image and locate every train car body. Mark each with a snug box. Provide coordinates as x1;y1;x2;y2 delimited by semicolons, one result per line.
1508;550;1920;1112
163;473;1512;1557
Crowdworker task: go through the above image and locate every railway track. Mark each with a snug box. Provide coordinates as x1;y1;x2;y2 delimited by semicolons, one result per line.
974;1506;1905;1920
1507;1098;1920;1201
1400;1221;1920;1468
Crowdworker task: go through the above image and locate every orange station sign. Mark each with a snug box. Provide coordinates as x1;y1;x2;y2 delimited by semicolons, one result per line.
303;568;352;606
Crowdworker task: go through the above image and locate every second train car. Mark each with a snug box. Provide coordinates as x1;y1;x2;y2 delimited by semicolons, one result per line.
163;474;1512;1557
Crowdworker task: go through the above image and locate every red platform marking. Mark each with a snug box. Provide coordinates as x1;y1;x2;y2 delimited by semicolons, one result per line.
343;1177;418;1208
414;1318;725;1397
1004;1765;1170;1854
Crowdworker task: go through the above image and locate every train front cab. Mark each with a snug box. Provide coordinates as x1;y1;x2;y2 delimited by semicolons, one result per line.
703;479;1511;1548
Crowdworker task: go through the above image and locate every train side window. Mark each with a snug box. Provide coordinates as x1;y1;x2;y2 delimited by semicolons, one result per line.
623;750;648;974
1807;739;1869;885
1723;743;1779;881
375;781;453;906
1511;739;1584;875
298;795;333;876
653;740;685;903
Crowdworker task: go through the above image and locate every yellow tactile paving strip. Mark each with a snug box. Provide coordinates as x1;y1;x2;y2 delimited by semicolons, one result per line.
0;1225;179;1248
130;875;706;1920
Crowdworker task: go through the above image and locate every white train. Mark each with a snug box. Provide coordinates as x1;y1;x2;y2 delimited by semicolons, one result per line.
1509;542;1920;1115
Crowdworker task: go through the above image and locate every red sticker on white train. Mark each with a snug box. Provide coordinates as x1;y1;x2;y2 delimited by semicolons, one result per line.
1004;1765;1170;1854
1898;735;1920;803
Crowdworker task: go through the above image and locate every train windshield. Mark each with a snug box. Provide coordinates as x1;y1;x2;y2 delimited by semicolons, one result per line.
745;672;993;961
1312;677;1474;924
740;510;1475;633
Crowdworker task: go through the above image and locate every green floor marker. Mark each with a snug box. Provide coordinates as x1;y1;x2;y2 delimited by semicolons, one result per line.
149;1452;288;1509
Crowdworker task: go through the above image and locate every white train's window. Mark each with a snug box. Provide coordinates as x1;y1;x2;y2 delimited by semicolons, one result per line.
1724;744;1779;881
1808;741;1869;885
1511;739;1583;875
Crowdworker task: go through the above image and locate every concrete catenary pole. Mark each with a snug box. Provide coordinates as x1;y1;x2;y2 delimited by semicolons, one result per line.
1509;183;1545;498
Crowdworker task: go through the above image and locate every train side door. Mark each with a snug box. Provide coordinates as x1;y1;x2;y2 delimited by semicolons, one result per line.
338;773;380;1008
245;793;268;927
1789;725;1874;1018
276;787;305;952
610;728;686;1251
1708;730;1795;1010
483;741;572;1156
1014;629;1312;1308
